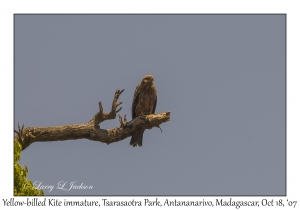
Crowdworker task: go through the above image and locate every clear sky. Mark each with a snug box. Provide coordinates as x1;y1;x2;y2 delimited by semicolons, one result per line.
15;14;285;195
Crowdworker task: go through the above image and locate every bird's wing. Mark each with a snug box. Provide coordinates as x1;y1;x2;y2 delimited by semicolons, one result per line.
152;92;157;114
132;83;141;119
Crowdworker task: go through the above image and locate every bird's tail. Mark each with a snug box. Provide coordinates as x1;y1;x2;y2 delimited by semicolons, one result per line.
130;130;144;147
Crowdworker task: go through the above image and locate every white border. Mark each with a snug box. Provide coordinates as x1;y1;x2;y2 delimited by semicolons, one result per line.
1;1;299;209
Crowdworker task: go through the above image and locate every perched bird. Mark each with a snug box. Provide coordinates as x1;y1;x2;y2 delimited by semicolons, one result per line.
130;75;157;147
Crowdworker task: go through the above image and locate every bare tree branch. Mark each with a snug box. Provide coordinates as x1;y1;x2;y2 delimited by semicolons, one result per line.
88;89;124;126
14;89;170;151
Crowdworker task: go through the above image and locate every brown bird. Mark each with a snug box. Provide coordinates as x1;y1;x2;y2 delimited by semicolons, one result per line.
130;75;157;147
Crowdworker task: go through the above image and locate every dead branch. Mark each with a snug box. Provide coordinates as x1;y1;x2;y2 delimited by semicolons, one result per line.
14;89;170;150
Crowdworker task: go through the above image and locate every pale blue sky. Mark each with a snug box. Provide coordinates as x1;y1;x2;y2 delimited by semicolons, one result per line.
15;14;285;195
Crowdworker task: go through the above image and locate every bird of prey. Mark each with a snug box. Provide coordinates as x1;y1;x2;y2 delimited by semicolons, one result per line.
130;75;157;147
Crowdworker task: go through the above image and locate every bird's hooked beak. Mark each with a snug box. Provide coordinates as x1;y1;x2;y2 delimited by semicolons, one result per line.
143;78;154;84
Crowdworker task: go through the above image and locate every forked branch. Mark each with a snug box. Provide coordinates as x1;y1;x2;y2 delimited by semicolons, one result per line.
14;89;170;151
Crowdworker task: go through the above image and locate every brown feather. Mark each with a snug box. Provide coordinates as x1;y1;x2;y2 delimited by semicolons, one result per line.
130;75;157;147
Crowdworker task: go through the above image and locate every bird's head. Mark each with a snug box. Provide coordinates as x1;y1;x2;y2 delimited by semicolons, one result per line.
141;75;154;86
